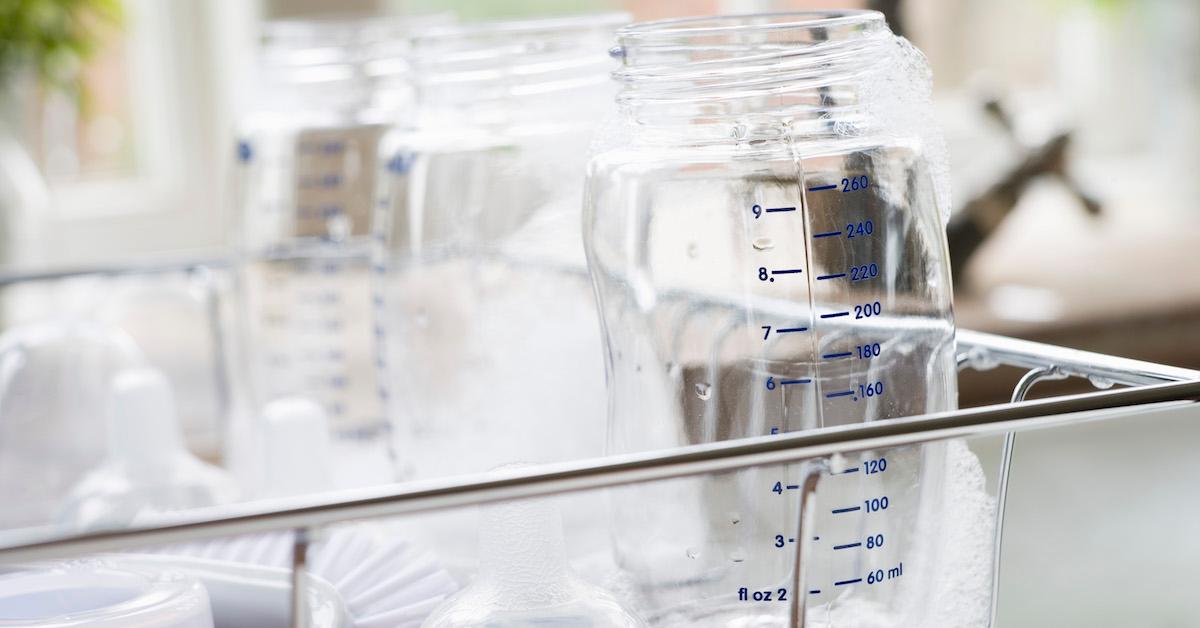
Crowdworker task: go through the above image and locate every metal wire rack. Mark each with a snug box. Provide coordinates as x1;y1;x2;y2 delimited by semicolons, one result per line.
0;329;1197;627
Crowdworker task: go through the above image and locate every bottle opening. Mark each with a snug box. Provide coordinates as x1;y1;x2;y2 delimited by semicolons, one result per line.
618;10;881;36
610;11;899;130
408;13;628;124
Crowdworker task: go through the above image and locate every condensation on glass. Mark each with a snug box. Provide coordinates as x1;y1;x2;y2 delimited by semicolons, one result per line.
584;12;994;627
232;15;444;487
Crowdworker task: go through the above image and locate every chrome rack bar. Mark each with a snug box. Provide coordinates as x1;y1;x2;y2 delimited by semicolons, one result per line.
0;243;373;288
1;376;1197;565
957;329;1199;386
0;254;231;286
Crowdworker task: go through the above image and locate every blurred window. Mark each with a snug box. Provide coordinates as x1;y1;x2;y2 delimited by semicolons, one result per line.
11;0;255;267
34;17;136;183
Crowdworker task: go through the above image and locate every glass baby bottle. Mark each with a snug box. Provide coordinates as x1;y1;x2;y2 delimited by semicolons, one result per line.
584;12;995;628
232;15;444;487
373;14;627;481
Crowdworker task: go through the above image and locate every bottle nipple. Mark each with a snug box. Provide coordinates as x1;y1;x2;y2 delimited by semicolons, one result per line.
107;368;187;469
260;397;332;498
423;487;645;627
57;367;238;530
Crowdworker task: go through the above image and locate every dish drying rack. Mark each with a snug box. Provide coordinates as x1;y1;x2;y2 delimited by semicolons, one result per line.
0;257;1197;626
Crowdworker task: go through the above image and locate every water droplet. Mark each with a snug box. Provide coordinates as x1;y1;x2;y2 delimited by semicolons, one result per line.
752;237;774;251
730;549;746;563
1088;374;1115;390
686;547;699;559
326;215;351;242
829;453;848;473
694;382;712;400
687;242;699;258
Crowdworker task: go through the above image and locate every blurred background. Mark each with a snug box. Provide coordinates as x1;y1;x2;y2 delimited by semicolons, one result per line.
0;1;1198;626
1;0;1197;379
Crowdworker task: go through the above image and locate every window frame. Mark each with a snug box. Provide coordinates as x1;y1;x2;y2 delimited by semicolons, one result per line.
28;0;258;268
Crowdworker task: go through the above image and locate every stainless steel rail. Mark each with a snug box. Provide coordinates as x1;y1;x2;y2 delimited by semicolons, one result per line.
0;254;230;286
957;329;1199;386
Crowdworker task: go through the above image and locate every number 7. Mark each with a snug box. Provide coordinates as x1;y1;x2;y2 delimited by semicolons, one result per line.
762;325;772;340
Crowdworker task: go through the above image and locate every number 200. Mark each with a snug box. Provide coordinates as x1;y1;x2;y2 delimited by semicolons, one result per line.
854;301;882;319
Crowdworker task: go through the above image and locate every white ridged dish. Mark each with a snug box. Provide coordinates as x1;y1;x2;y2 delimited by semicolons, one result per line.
135;524;458;627
0;561;213;627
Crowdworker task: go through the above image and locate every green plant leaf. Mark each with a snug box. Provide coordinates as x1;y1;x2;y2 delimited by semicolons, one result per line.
0;0;123;92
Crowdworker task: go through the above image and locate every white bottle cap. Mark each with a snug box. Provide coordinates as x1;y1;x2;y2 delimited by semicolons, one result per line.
260;397;332;498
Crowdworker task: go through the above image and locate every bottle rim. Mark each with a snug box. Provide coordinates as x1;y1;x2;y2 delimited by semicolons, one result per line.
610;10;893;111
407;13;627;112
615;10;883;39
413;12;629;45
262;13;451;55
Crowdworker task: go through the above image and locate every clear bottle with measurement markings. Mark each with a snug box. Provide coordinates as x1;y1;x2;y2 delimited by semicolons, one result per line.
585;12;994;627
232;15;445;488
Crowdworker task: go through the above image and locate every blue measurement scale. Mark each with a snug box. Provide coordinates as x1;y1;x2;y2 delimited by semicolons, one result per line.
740;154;915;620
239;126;388;442
749;169;885;425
